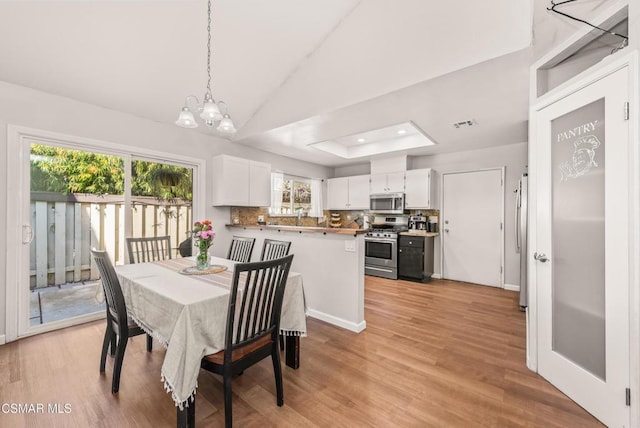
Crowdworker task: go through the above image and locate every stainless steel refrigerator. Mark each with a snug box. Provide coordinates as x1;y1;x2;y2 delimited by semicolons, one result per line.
515;173;528;309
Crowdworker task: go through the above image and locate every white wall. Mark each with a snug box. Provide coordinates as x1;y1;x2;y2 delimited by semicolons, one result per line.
334;163;370;177
0;80;332;338
412;143;527;286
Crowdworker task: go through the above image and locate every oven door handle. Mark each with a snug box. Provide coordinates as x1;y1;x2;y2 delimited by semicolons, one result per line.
365;237;397;243
366;266;394;273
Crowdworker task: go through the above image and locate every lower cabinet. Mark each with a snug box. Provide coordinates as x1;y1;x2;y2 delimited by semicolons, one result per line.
398;235;434;282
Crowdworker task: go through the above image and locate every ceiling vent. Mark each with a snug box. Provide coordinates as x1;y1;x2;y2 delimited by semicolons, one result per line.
453;119;477;129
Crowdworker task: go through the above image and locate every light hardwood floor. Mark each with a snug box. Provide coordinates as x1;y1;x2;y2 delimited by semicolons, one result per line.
0;277;602;427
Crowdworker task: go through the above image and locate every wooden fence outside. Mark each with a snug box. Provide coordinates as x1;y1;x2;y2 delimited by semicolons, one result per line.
30;192;192;289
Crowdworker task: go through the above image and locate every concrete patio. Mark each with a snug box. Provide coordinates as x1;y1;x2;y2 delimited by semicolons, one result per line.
30;281;104;326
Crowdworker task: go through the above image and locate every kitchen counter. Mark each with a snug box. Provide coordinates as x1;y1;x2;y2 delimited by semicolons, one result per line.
399;230;439;237
226;224;367;235
221;224;366;333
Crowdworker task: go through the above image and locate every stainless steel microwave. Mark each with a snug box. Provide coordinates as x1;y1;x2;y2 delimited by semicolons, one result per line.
369;193;405;214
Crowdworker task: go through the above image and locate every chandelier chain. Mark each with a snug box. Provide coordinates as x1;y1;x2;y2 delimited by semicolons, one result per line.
206;0;212;95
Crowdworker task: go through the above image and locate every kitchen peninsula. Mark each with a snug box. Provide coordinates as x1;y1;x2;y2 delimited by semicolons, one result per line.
226;224;367;333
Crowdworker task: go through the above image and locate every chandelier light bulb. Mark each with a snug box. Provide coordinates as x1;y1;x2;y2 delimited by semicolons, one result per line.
175;107;198;128
217;114;236;134
200;94;223;121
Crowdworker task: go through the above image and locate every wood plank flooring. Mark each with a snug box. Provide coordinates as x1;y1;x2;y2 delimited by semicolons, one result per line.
0;277;603;427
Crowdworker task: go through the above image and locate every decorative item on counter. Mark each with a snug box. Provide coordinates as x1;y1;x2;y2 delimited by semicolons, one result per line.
330;212;342;228
428;216;438;233
193;219;214;270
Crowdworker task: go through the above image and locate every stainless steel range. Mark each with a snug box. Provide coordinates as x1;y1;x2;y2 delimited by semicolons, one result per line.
364;215;408;279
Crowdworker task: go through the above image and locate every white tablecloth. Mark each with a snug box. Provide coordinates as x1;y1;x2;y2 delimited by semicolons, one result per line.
115;256;307;407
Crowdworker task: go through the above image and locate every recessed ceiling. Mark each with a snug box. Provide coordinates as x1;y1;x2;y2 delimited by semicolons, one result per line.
308;121;435;159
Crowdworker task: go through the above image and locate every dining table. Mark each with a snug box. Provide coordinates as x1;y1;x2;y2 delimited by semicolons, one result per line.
114;255;307;428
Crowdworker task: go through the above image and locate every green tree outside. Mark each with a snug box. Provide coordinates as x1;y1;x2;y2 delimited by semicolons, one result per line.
30;144;192;201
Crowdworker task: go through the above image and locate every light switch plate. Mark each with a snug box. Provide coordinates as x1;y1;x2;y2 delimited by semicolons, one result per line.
344;240;355;252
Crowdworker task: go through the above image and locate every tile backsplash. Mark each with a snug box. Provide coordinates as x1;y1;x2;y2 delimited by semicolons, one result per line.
230;207;439;230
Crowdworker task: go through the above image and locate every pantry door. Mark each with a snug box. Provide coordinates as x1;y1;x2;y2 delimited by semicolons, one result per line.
533;63;630;427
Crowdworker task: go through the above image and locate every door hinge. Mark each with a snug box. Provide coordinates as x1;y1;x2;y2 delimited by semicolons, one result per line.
626;387;631;406
500;222;503;230
500;266;503;274
624;102;629;120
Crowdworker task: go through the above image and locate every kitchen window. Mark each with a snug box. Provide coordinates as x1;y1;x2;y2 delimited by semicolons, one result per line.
269;172;323;217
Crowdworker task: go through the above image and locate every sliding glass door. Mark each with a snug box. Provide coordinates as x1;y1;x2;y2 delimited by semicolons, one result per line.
13;135;198;337
28;143;125;327
130;159;193;259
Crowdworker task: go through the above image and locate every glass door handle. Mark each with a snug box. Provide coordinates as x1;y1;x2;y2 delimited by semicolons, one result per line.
534;252;549;263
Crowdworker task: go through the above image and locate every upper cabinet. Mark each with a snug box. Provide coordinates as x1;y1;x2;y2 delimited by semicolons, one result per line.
247;161;271;207
211;155;271;207
405;168;434;209
327;174;370;210
370;172;405;194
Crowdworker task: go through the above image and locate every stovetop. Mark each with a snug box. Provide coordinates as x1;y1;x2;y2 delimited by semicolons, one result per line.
366;215;408;239
366;226;407;239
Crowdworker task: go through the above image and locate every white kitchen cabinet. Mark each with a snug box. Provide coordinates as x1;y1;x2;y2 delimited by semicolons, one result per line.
370;172;405;194
211;155;271;207
248;161;271;207
405;168;434;209
327;174;370;210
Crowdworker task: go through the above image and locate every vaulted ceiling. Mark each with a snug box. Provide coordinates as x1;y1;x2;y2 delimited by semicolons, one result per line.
0;0;534;166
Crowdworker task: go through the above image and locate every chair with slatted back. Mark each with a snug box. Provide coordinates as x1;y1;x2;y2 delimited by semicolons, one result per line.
260;239;292;261
260;238;293;351
91;249;153;393
200;254;294;428
126;236;172;264
226;236;256;262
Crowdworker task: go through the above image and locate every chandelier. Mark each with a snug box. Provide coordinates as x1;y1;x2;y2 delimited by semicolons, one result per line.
175;0;236;133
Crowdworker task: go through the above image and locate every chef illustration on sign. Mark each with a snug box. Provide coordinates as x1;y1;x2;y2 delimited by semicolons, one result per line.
559;134;601;182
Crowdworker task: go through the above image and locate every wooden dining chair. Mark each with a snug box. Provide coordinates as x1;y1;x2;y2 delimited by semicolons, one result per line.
260;239;292;261
126;236;172;264
226;236;256;262
90;249;153;394
201;254;294;428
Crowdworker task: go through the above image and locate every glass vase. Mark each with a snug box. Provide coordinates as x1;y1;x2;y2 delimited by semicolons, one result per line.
196;246;209;270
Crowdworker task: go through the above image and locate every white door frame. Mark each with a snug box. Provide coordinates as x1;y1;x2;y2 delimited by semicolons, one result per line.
5;125;206;342
440;167;505;288
528;50;639;423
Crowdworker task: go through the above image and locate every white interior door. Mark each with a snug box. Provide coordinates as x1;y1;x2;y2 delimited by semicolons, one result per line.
442;169;503;286
534;64;630;427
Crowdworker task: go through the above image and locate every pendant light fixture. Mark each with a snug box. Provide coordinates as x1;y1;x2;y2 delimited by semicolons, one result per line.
175;0;236;133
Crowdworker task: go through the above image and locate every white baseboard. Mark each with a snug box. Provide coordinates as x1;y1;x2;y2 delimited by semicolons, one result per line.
504;284;520;292
0;335;5;345
431;273;442;279
306;309;366;333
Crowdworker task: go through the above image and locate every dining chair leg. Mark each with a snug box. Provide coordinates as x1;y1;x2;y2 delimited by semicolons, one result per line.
100;328;111;373
271;346;284;406
223;374;233;428
146;334;153;352
112;337;128;394
110;333;117;356
279;334;284;351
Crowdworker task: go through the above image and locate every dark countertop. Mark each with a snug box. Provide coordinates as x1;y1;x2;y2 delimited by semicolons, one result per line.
225;224;367;235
